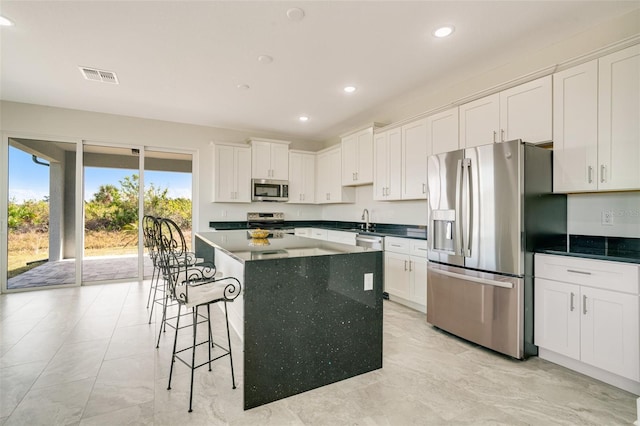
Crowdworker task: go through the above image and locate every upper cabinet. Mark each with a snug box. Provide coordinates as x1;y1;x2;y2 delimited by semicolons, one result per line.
401;118;429;199
316;145;355;204
554;45;640;192
374;118;428;201
373;129;402;201
248;138;290;180
427;107;459;156
459;75;552;148
342;126;375;186
288;150;316;204
211;144;251;203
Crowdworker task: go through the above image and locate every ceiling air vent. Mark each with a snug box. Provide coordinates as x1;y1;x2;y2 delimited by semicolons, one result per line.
79;66;119;84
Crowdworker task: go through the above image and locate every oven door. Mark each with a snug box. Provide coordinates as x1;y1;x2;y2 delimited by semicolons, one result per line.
427;262;523;359
252;179;289;202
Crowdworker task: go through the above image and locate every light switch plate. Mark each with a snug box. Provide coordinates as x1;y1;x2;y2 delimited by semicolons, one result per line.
364;273;373;291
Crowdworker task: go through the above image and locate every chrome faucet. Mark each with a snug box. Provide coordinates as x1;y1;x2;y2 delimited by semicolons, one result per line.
361;208;371;232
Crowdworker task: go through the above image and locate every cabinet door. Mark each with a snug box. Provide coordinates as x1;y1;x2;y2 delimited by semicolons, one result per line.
356;128;374;184
387;128;403;200
251;141;272;179
373;132;388;200
327;147;343;201
270;143;290;180
316;151;330;203
459;93;500;148
235;147;252;202
384;252;410;300
428;107;459;155
402;118;428;200
598;44;640;191
553;61;598;192
341;134;358;185
500;75;552;143
301;153;316;203
213;145;235;202
288;152;304;203
581;286;639;381
534;278;580;360
410;255;428;308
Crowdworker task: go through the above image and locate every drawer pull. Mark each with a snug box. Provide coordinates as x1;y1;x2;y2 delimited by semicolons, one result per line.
567;269;591;275
583;295;587;315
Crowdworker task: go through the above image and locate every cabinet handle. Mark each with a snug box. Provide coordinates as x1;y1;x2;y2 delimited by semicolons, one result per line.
583;295;587;315
422;183;426;194
352;172;356;181
409;260;413;272
567;269;591;275
404;260;408;271
355;172;358;180
300;194;302;201
570;292;575;312
588;166;593;184
600;165;606;183
493;130;497;143
501;129;505;142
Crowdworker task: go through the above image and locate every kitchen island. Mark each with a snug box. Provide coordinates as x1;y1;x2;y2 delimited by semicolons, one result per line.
195;230;383;410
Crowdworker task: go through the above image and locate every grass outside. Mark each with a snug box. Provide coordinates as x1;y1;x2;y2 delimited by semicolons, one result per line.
8;229;192;278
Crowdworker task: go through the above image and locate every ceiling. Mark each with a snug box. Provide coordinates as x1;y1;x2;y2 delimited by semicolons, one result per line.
1;1;638;142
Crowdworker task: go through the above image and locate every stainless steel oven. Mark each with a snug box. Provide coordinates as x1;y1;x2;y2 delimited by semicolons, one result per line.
252;179;289;202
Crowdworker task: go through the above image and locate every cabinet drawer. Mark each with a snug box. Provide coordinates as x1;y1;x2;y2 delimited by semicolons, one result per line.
385;237;411;254
309;228;328;240
294;228;312;237
327;230;356;246
535;254;639;294
410;240;429;258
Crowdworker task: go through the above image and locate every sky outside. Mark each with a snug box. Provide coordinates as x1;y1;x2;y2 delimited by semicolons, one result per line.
8;146;192;203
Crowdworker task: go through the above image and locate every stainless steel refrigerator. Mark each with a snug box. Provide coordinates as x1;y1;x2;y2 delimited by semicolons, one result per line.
426;139;566;359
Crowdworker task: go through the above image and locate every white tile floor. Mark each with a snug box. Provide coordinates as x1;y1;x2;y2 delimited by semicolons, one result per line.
0;281;637;425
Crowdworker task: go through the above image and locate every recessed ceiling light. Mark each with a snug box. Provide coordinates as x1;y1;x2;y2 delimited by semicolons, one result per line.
0;15;14;26
258;55;273;64
237;84;250;90
286;7;305;21
299;116;309;122
433;26;454;38
344;86;356;93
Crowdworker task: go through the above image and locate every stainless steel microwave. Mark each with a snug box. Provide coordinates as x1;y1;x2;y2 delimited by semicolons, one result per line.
251;179;289;202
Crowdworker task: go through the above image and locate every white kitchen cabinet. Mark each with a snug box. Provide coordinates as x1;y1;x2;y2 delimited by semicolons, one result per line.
535;254;640;388
598;45;640;191
294;228;312;237
248;138;290;180
401;118;429;200
288;150;315;204
327;230;357;246
342;127;374;186
427;107;459;155
373;127;408;201
554;45;640;193
316;145;355;204
460;76;552;148
384;237;428;312
553;60;599;192
211;143;251;203
309;228;328;240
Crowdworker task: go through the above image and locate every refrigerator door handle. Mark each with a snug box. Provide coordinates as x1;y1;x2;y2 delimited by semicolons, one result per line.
428;266;514;289
455;159;463;256
462;158;472;258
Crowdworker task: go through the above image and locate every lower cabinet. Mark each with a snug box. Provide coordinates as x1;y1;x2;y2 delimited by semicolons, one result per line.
534;254;640;393
384;237;428;313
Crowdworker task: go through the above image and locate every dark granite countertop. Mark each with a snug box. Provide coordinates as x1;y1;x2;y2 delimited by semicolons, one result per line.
538;235;640;265
196;230;380;263
209;220;427;240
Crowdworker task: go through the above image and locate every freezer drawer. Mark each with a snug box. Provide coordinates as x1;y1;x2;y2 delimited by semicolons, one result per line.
427;262;524;359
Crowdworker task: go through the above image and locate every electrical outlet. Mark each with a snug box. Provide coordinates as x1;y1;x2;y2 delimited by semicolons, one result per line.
364;273;373;291
601;210;613;226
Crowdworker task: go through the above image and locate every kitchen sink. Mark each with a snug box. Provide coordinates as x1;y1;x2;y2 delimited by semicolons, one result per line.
355;234;384;250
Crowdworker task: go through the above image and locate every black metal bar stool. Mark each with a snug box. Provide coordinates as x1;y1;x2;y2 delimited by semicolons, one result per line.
157;218;241;412
143;215;162;322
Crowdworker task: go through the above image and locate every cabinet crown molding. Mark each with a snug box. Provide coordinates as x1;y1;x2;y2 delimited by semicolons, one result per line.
246;137;291;146
339;122;386;139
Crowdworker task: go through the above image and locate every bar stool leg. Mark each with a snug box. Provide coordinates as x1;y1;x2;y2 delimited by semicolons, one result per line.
207;305;212;371
189;306;198;413
156;288;169;349
224;301;236;389
167;304;181;391
147;266;159;323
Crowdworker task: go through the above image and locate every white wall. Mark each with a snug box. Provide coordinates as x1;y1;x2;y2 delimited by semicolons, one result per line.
567;192;640;238
322;185;426;226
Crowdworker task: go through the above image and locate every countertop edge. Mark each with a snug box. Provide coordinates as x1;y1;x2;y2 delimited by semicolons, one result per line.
536;249;640;265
